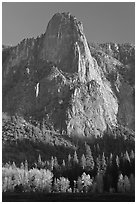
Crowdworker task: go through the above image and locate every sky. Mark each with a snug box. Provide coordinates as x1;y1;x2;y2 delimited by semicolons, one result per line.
2;2;135;46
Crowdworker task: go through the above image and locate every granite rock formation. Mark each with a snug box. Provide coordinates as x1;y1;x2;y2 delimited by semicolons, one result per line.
2;12;135;139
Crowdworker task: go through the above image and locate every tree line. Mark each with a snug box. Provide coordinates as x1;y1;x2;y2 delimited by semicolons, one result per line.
3;144;135;193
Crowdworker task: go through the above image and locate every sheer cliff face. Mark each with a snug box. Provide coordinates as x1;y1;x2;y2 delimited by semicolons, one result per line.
89;42;135;130
2;13;135;138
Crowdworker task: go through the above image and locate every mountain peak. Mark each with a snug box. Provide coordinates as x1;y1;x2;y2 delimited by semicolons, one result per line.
40;12;84;74
52;12;72;18
2;13;135;139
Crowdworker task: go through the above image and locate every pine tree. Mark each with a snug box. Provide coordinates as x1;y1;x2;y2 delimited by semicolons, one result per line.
123;151;131;177
124;175;131;192
129;174;135;192
38;154;42;164
96;156;101;172
111;155;119;191
53;178;60;192
80;154;86;169
130;150;135;175
24;160;28;171
124;151;130;163
14;129;18;142
96;171;104;193
41;118;46;134
50;156;54;170
130;150;135;160
62;160;66;167
12;162;17;169
54;157;59;168
67;154;72;167
109;153;113;167
116;155;120;168
73;151;79;164
20;162;25;170
31;126;34;137
117;173;124;193
85;144;94;171
101;152;107;172
46;161;50;169
96;143;100;153
93;145;96;152
11;115;16;124
85;144;91;155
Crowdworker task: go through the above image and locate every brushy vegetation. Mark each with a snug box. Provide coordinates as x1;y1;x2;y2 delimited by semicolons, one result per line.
2;113;134;164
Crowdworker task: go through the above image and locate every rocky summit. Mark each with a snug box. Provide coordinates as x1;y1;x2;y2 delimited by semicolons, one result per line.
2;12;135;139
